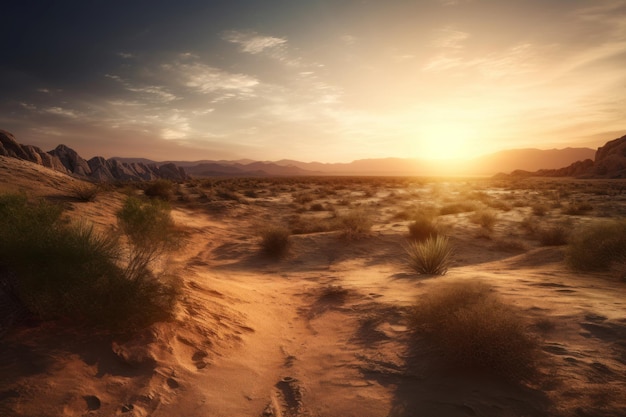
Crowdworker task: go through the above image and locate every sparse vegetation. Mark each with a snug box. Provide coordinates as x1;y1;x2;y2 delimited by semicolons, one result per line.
144;179;174;200
0;193;181;331
410;280;541;379
471;209;497;231
71;183;101;202
566;220;626;271
406;235;452;275
339;209;373;239
536;224;569;246
259;225;291;258
408;214;440;241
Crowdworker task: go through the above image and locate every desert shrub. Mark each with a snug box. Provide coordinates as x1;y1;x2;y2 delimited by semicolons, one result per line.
293;192;315;204
562;201;593;215
406;235;452;275
566;220;626;271
144;179;174;200
244;189;258;198
536;225;569;246
408;215;440;242
116;196;182;281
71;183;101;202
410;280;540;379
214;187;241;201
259;226;291;258
471;209;497;231
0;193;179;331
339;209;373;238
531;203;548;216
439;202;477;215
310;203;325;211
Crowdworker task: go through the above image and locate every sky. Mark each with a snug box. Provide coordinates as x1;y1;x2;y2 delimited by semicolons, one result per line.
1;0;625;162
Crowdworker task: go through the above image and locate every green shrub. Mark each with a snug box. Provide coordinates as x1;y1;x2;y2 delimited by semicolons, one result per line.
259;226;291;258
116;197;182;281
410;280;540;380
406;235;452;275
566;220;626;271
0;193;180;331
144;179;174;201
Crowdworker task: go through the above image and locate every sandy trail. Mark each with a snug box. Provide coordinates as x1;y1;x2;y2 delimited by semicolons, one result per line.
1;164;626;416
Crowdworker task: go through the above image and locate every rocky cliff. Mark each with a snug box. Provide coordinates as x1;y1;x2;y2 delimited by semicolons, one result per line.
0;130;187;182
497;134;626;179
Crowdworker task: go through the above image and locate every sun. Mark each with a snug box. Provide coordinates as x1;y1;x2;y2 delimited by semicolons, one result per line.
415;122;478;160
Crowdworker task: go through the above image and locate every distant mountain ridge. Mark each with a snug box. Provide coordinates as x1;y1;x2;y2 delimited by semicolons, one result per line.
115;148;596;177
0;130;188;182
499;134;626;179
5;128;624;179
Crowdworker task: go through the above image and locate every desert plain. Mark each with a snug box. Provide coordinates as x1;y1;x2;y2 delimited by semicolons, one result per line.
1;155;626;417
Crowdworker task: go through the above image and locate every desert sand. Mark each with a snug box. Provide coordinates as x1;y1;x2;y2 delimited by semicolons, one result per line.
1;155;626;417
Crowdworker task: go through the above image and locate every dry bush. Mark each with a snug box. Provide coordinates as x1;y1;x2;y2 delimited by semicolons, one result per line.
339;209;373;239
71;183;101;202
536;225;569;246
531;203;548;216
410;280;541;380
144;179;174;201
566;220;626;271
406;235;452;275
408;215;440;242
259;225;291;258
439;201;478;215
471;209;497;231
562;201;593;215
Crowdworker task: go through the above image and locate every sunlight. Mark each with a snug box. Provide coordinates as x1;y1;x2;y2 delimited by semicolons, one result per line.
416;122;478;160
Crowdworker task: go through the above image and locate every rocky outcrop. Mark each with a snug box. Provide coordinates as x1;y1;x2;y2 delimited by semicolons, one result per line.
49;144;92;176
495;134;626;179
0;130;188;182
593;135;626;178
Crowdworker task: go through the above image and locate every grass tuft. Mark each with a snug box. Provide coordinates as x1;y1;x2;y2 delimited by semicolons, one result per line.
406;235;452;275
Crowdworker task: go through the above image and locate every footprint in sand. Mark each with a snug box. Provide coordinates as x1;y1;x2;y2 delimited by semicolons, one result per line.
83;395;101;411
166;377;180;389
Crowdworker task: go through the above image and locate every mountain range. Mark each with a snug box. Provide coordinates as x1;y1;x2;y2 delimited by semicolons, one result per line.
2;128;626;180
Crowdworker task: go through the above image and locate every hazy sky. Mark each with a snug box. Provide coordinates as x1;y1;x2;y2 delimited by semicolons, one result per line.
1;0;625;162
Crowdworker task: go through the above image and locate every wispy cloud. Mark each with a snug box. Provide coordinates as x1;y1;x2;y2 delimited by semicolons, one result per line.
165;61;259;99
430;27;469;49
105;74;179;103
222;30;287;54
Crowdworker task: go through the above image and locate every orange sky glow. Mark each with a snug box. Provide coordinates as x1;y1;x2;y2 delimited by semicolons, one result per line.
1;1;625;162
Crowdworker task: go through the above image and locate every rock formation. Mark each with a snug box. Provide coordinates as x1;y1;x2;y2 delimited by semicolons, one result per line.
0;130;188;182
496;134;626;179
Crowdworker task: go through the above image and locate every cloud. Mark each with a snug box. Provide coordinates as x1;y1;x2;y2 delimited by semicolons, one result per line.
430;27;469;49
171;62;259;97
44;107;81;118
222;30;287;54
105;74;179;103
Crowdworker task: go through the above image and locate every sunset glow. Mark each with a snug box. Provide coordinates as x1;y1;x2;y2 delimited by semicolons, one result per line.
1;1;625;162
